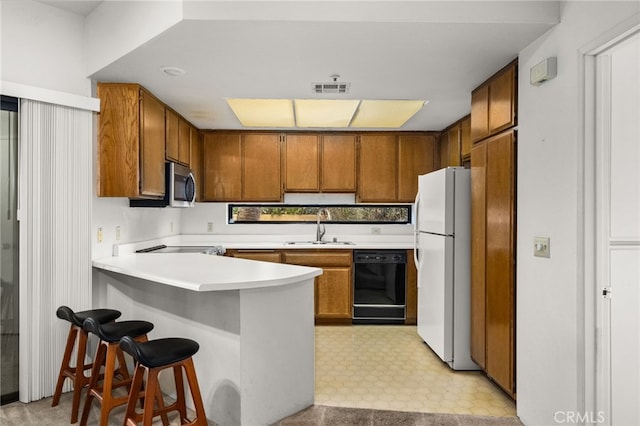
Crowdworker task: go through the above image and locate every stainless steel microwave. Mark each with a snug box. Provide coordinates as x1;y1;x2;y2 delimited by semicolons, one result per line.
128;162;196;208
168;162;196;207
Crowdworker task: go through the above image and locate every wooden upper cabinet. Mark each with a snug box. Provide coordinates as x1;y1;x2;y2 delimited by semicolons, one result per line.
284;133;320;192
203;132;242;201
97;83;165;198
178;119;191;166
460;115;472;160
202;132;282;202
166;109;191;166
471;59;517;143
165;108;179;162
489;65;516;134
283;133;357;193
139;91;166;197
357;133;398;202
321;134;357;192
448;124;461;167
190;127;203;201
397;133;436;202
438;131;450;169
471;84;490;142
242;133;282;201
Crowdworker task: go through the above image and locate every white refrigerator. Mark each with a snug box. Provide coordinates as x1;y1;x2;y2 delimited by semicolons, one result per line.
413;167;479;370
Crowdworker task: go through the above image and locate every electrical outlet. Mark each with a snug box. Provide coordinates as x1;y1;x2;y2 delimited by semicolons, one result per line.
371;227;381;235
97;227;103;243
207;222;214;232
534;237;550;258
115;226;121;241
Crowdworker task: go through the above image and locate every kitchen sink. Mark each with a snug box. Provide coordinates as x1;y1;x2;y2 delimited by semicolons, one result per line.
285;240;355;245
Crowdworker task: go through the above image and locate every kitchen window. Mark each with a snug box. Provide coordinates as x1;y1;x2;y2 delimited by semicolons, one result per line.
229;204;411;224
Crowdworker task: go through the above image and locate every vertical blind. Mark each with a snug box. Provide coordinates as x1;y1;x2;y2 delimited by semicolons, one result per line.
19;99;93;401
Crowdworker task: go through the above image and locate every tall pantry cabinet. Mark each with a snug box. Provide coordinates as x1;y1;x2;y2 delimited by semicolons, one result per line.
470;59;517;399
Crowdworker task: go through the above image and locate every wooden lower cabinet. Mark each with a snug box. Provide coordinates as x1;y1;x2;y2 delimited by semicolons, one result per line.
282;250;353;324
226;249;282;263
405;249;418;325
470;129;516;398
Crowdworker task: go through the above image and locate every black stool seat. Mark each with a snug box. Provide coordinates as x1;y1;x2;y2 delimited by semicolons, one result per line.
83;317;154;342
120;336;200;368
56;305;121;327
120;336;207;425
52;305;123;423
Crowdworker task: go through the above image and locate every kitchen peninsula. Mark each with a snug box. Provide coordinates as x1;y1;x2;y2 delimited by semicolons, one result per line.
92;248;322;426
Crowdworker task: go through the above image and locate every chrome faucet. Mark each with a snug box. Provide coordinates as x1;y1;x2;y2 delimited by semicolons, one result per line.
316;208;329;242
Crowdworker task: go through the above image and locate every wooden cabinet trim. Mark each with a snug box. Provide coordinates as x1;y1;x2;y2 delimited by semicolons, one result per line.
282;250;352;267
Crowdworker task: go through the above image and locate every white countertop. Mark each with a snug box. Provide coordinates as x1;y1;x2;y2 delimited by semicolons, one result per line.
111;234;415;256
93;253;322;292
94;233;412;292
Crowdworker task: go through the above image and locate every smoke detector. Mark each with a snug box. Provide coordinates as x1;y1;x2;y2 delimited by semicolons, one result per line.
312;74;350;94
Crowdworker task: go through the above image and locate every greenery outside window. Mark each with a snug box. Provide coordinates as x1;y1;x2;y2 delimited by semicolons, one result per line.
229;204;412;224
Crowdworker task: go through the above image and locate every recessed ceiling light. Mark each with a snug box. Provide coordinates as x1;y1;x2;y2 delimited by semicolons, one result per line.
294;99;360;127
350;100;427;128
226;99;295;127
161;66;186;77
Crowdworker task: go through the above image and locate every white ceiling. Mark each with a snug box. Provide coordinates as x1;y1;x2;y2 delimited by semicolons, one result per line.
42;1;560;131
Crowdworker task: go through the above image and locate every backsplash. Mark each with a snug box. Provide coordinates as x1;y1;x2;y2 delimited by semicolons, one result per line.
92;196;182;259
92;200;415;259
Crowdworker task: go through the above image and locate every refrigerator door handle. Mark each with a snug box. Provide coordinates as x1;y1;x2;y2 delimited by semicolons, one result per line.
413;191;420;278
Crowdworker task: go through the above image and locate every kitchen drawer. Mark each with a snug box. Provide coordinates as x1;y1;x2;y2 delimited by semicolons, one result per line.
282;250;352;267
227;249;282;263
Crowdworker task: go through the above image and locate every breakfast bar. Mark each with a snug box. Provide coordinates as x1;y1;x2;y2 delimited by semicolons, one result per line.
92;253;322;426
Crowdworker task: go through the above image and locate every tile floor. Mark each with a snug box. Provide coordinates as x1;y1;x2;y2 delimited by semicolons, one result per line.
315;325;516;417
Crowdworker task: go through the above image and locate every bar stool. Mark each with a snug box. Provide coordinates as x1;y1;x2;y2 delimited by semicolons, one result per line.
52;306;122;423
80;317;155;426
119;336;208;426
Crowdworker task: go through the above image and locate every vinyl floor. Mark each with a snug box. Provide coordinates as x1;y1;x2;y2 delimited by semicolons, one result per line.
314;325;516;416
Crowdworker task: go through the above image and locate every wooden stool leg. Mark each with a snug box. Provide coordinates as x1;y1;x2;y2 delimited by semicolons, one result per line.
183;358;207;426
173;364;187;422
123;363;146;426
153;379;170;426
97;344;119;426
142;369;159;426
80;341;107;426
52;324;77;407
116;346;130;380
70;329;89;423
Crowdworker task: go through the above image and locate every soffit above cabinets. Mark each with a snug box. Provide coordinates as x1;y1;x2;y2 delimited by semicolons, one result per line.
77;1;560;131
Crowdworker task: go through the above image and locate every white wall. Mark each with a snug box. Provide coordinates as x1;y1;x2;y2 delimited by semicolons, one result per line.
516;2;639;425
0;1;183;258
0;0;89;95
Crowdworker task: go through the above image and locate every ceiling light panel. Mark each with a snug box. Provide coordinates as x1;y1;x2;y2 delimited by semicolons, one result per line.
350;100;427;128
226;98;294;127
294;99;361;128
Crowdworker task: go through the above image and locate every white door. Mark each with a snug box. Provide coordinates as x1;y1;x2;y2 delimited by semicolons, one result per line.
596;31;640;426
417;168;454;235
416;231;453;362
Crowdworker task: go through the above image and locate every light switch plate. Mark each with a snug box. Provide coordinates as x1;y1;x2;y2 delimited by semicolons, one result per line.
534;237;550;258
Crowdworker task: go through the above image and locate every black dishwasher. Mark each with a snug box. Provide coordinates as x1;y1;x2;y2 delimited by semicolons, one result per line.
353;250;407;324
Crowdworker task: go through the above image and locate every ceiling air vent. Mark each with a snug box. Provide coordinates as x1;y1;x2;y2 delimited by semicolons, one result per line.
312;82;350;94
